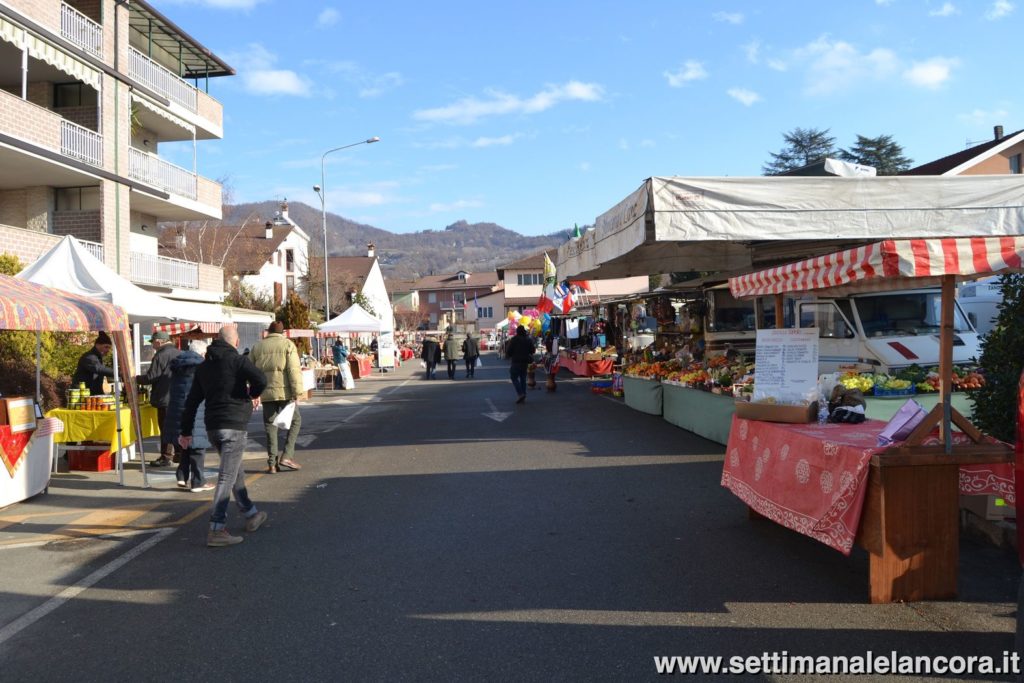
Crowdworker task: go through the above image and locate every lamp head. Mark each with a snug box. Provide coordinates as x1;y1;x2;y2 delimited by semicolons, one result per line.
312;184;321;193
367;136;380;144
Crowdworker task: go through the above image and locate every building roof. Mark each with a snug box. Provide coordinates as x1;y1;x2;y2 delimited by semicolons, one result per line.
129;1;234;78
503;296;542;308
413;271;500;291
309;256;376;290
384;278;419;294
497;251;546;273
159;222;292;275
902;129;1024;175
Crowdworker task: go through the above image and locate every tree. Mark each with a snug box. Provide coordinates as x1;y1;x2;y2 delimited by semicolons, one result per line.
352;292;377;317
762;127;837;175
224;281;275;312
967;274;1024;443
393;307;424;331
276;293;312;353
838;134;913;175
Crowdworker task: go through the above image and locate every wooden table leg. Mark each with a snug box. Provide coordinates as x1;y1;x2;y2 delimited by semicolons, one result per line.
863;463;960;603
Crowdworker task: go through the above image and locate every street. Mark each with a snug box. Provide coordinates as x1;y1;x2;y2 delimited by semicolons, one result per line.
0;353;1018;681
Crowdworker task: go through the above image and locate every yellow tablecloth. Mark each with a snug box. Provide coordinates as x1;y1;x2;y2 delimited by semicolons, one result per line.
45;405;161;453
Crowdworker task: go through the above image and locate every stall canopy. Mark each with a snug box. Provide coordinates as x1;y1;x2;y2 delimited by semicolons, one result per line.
317;304;382;335
16;236;179;323
0;275;128;332
557;175;1024;279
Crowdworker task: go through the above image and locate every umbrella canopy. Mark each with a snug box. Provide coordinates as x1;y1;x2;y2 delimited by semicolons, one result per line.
729;237;1024;299
317;304;382;335
0;274;128;331
16;236;179;323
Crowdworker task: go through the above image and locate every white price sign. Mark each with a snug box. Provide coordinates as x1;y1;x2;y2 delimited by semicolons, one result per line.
754;328;819;402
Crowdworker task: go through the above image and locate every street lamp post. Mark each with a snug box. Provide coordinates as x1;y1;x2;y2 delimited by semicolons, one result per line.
313;136;380;322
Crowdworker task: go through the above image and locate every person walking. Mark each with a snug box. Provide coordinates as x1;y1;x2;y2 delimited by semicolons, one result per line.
462;332;480;378
165;340;213;492
72;332;115;397
421;335;441;380
443;331;462;380
180;326;268;548
137;330;181;467
250;321;304;474
505;325;535;404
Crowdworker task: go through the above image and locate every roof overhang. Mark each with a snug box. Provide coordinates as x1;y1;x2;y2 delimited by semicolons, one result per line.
128;0;234;78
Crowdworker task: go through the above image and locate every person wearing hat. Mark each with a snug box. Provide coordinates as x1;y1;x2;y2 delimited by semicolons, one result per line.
137;330;182;467
72;332;115;397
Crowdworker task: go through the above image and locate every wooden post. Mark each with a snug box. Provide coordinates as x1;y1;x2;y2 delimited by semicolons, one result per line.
774;293;784;329
939;275;955;454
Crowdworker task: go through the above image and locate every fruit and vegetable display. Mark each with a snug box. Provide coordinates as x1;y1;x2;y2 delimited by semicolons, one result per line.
624;354;754;397
836;366;986;395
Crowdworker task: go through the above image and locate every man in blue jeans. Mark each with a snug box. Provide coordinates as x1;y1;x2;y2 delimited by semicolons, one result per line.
180;326;268;547
505;325;535;404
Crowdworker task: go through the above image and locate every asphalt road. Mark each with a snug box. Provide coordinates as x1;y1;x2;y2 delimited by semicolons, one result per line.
0;354;1019;681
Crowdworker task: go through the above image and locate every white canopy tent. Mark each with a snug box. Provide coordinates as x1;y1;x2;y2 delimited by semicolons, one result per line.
16;236;180;323
557;175;1024;279
318;303;383;335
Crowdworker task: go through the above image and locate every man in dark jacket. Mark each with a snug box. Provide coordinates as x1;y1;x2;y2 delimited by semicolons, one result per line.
180;326;268;548
421;336;441;380
137;330;181;467
71;332;115;396
505;325;535;403
462;333;480;378
166;340;212;492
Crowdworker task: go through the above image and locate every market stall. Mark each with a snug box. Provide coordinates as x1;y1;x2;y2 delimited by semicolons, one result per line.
0;275;134;506
558;350;614;377
724;237;1021;603
317;304;382;381
47;405;160;458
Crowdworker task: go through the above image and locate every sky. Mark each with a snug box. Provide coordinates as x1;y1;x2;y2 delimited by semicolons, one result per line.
159;0;1022;236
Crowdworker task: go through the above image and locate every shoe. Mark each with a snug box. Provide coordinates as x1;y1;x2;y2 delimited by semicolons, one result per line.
150;455;172;467
190;482;215;493
245;510;267;532
278;459;301;471
265;465;278;474
176;480;188;489
516;394;526;404
207;530;243;547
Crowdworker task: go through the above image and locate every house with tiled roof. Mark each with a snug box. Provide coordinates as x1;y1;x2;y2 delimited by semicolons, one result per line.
159;201;309;306
903;125;1024;176
412;269;500;329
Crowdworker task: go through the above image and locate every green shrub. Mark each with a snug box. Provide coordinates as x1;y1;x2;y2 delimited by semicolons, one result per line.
967;274;1024;443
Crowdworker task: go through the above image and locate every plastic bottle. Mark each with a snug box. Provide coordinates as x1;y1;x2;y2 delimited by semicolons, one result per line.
817;396;829;425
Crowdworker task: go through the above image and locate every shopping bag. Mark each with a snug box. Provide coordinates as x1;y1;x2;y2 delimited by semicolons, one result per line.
420;360;427;369
877;398;928;447
272;401;296;428
475;357;482;369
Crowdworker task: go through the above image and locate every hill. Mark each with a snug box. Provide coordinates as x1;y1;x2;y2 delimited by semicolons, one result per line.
223;201;566;279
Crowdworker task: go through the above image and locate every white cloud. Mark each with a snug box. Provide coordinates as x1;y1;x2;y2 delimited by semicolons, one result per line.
986;0;1014;19
429;199;483;213
663;60;708;87
929;2;958;16
958;107;1010;125
317;7;340;27
326;61;404;98
727;87;761;106
413;81;604;125
712;11;744;24
767;58;788;71
793;35;899;95
412;137;466;150
578;162;591;172
743;40;760;64
227;43;312;96
472;134;521;148
618;138;630;151
903;57;959;88
875;0;894;5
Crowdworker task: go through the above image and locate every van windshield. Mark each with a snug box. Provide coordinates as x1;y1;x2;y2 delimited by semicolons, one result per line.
856;293;970;337
707;289;755;332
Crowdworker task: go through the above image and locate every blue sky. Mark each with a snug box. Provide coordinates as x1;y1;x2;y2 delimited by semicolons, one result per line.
160;0;1021;236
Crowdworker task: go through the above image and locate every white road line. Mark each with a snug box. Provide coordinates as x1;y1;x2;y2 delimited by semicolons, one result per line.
0;527;176;646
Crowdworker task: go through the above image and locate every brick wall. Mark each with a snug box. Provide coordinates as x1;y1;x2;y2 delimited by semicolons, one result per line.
68;0;102;23
197;176;222;217
196;90;223;136
0;224;61;265
0;90;60;151
198;263;224;295
0;190;28;228
2;0;61;36
53;209;101;242
54;105;99;132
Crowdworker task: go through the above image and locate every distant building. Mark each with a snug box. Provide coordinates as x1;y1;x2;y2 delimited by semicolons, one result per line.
308;244;394;333
903;125;1024;176
413;270;500;329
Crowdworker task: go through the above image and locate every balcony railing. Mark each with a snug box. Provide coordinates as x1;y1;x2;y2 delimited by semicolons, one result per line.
130;251;199;289
80;239;104;262
61;3;103;59
60;119;102;167
128;147;197;200
128;46;197;113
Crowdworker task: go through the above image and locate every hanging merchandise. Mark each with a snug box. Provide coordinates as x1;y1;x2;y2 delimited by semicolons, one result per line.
566;318;580;339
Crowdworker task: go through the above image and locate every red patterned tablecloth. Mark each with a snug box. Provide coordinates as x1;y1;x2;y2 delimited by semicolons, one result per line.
722;417;885;555
558;352;614;377
349;355;373;378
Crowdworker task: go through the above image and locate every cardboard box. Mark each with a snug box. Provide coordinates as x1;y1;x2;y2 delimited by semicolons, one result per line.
734;400;818;424
0;396;36;432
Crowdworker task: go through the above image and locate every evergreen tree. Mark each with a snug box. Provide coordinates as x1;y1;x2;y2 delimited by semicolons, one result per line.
276;292;312;353
967;274;1024;443
838;134;913;175
762;128;837;175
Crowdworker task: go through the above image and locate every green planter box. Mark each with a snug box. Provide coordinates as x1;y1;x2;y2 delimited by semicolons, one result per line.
623;376;663;415
662;384;735;445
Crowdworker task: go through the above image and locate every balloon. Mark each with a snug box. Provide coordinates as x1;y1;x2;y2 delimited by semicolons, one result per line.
519;315;533;328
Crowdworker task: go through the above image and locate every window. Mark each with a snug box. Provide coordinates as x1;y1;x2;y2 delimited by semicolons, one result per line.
285;249;295;271
453;292;465;305
429;312;438;324
428;292;437;304
286;275;295;291
1010;153;1022;174
55;186;100;211
274;282;283;305
54;83;97;108
477;306;493;319
517;273;543;286
798;302;855;338
706;289;756;332
855;292;970;337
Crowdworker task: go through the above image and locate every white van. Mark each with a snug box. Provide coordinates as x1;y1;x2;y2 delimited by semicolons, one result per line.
699;286;981;374
957;277;1001;337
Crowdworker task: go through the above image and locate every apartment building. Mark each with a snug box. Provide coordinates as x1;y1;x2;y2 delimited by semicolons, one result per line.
0;0;228;299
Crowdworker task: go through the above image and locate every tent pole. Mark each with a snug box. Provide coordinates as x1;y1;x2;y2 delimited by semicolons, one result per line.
774;293;784;329
34;331;41;405
939;275;955;455
113;344;124;486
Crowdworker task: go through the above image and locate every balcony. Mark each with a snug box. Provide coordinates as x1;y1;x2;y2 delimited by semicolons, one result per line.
128;46;197;113
130;251;199;289
128;147;196;199
60;3;103;59
60;119;102;167
80;239;103;262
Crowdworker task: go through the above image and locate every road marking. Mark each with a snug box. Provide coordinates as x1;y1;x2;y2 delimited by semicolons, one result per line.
340;376;414;424
295;434;317;447
482;398;512;423
0;527;176;646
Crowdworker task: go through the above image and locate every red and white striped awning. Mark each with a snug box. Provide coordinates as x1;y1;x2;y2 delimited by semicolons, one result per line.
729;237;1024;299
152;321;226;335
284;328;314;338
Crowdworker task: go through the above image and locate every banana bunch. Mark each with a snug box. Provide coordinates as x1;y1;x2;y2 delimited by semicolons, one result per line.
839;373;875;392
